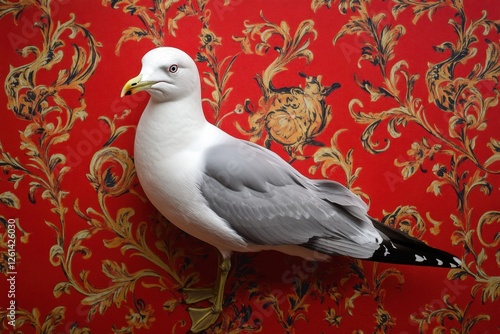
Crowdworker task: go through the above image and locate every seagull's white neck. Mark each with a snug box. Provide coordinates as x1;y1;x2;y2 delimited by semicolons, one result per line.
135;92;207;158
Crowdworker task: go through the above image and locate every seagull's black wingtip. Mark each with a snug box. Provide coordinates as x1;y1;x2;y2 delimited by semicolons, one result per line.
369;219;462;269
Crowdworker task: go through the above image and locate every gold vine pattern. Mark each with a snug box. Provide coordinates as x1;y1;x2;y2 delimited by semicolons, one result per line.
0;0;100;332
0;0;498;333
330;0;499;331
234;13;342;162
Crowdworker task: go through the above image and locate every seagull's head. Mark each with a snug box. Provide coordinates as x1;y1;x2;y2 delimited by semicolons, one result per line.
121;47;200;103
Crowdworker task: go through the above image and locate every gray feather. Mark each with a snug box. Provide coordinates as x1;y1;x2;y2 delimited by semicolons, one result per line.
199;139;381;258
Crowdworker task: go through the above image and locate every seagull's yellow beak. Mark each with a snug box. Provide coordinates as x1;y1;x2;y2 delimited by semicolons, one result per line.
120;74;155;97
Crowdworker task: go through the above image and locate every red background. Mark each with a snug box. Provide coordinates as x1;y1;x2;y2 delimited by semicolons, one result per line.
1;0;499;333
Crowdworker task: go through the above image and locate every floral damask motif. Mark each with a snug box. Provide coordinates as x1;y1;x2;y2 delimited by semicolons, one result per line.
394;137;442;180
258;277;312;332
0;4;101;283
309;129;368;201
191;3;239;125
411;294;490;333
325;307;342;327
0;2;101;211
0;0;101;331
337;0;500;172
311;0;366;14
234;14;341;160
448;210;500;306
125;299;156;330
259;73;338;154
0;306;91;334
332;0;499;331
88;146;136;197
380;206;442;239
341;260;404;331
374;306;395;333
103;0;176;54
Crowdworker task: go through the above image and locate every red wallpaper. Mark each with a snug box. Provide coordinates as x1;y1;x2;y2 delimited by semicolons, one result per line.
1;0;499;333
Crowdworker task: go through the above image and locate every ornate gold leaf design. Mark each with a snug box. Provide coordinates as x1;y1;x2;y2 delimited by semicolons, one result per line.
0;0;101;224
234;14;340;160
235;14;316;94
394;137;442;180
0;2;101;331
336;2;498;330
338;0;500;175
103;0;177;53
334;3;405;72
341;261;404;317
381;206;442;239
259;277;312;332
373;306;395;333
477;211;500;248
411;294;490;333
427;154;492;212
392;0;449;24
0;306;90;333
347;61;420;154
191;3;239;124
311;0;364;15
0;191;20;210
88;147;136;197
309;129;368;201
122;299;156;330
325;307;342;327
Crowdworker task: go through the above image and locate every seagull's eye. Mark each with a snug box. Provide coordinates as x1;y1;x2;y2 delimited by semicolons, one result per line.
168;64;178;73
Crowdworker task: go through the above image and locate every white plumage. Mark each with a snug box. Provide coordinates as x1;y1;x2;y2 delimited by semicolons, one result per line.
121;47;461;332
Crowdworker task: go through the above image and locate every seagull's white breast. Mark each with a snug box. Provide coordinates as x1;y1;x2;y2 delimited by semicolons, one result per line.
134;108;248;255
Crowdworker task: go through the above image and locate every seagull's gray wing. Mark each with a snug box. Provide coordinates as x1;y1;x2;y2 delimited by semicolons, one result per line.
199;139;381;258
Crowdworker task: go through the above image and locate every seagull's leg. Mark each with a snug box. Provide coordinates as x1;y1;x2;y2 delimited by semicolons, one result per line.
183;254;224;304
183;287;214;304
188;254;231;333
182;288;215;304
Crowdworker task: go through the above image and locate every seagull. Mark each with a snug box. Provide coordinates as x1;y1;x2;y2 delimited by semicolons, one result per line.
121;47;462;332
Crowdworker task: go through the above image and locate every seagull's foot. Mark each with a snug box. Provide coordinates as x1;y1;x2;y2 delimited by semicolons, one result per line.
185;255;231;332
188;305;221;333
183;287;215;304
